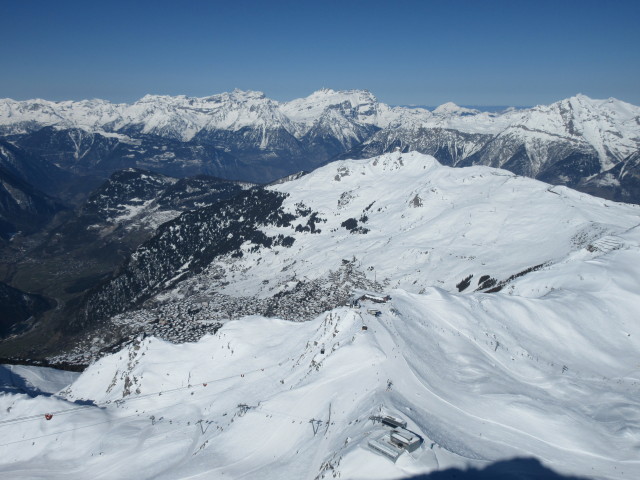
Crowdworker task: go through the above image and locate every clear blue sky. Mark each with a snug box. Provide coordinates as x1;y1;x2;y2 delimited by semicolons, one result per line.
1;0;638;106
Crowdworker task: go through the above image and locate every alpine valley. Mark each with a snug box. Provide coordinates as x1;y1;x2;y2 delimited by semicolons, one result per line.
0;90;639;480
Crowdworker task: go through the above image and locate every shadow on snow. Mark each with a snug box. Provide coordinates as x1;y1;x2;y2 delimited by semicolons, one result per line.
403;457;591;480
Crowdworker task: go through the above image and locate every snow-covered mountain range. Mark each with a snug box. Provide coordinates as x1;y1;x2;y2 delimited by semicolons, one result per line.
1;152;639;479
1;89;639;202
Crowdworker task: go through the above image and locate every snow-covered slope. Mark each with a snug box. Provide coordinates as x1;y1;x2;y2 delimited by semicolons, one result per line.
1;228;639;479
1;152;640;479
351;96;640;195
579;150;640;203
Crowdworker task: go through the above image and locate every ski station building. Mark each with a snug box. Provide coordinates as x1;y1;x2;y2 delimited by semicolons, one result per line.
368;429;422;462
367;414;422;462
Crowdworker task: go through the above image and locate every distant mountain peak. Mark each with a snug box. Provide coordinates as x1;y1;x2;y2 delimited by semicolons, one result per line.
433;102;480;116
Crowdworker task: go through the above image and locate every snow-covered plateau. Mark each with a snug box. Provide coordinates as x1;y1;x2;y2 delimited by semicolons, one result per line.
1;152;639;479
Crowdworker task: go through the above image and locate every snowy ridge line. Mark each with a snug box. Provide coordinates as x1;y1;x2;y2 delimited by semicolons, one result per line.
0;360;283;428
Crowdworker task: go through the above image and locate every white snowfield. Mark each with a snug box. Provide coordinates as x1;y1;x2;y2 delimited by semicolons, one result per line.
1;152;639;479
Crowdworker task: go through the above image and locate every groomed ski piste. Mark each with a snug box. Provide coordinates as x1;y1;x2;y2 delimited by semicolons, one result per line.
1;152;640;479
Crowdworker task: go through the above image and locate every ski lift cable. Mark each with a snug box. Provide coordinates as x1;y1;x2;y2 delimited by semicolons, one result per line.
0;403;327;449
0;408;146;448
0;361;284;428
0;362;277;427
0;405;96;426
0;402;219;449
0;386;384;449
0;387;242;448
0;387;300;449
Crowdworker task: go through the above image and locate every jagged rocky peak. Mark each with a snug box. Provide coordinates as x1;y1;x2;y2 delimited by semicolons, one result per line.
195;89;293;134
563;92;637;111
302;87;379;105
96;89;288;141
307;88;378;106
134;93;185;104
280;88;384;127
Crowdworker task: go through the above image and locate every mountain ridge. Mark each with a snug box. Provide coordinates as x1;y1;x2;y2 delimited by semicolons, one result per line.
2;89;638;202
